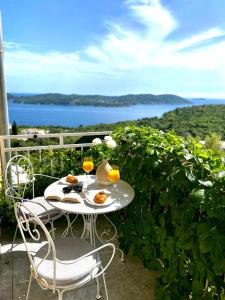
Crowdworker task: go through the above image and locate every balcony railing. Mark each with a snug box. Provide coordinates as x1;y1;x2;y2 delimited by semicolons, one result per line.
0;131;112;177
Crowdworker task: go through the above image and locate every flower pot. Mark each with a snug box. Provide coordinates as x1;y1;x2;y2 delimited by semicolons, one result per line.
96;159;112;185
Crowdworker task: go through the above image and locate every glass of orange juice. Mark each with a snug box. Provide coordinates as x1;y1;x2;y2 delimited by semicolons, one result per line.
82;156;94;184
108;165;120;191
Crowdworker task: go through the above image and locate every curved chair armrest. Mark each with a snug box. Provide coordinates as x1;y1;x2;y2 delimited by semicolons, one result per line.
5;188;29;202
91;243;116;278
55;243;115;277
5;187;12;198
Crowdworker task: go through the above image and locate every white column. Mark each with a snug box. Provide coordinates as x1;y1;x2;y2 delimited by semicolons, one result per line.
0;12;9;136
0;12;10;171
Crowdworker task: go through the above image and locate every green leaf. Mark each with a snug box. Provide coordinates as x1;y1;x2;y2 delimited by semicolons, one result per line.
184;153;193;160
185;169;196;182
190;189;205;202
198;180;213;187
218;171;225;178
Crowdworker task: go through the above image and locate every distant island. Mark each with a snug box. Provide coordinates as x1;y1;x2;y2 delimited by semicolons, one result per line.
192;98;206;100
7;93;190;107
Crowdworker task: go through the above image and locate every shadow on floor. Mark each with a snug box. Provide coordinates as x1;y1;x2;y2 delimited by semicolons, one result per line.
1;216;156;300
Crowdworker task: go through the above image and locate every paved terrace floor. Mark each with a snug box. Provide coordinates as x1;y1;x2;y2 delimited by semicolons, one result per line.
1;215;156;300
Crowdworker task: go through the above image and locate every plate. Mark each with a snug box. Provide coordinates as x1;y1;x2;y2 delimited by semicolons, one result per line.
85;192;113;207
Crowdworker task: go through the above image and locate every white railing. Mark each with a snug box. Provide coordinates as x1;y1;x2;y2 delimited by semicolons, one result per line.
0;131;112;177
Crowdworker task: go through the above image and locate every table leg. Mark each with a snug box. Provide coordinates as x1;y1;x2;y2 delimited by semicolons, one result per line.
81;215;96;247
94;214;125;262
81;214;125;261
61;213;78;238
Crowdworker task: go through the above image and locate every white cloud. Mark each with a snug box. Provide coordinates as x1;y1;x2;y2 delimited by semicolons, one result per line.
129;0;177;38
4;0;225;97
173;28;225;51
83;0;225;74
4;41;32;50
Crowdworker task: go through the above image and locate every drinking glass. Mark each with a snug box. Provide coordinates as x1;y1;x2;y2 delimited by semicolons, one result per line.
82;156;94;184
107;165;120;191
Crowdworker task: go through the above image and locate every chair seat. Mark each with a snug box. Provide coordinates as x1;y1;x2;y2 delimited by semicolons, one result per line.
22;196;59;219
34;238;100;285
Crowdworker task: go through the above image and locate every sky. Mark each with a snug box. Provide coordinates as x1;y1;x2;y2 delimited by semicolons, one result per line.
1;0;225;98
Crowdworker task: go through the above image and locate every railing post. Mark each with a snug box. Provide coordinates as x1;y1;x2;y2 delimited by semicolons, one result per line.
50;148;54;176
39;149;42;173
59;135;64;171
0;136;6;175
59;135;64;146
0;131;112;178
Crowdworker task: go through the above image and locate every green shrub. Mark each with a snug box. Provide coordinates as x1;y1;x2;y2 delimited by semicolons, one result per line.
112;126;225;299
2;126;225;299
0;177;15;225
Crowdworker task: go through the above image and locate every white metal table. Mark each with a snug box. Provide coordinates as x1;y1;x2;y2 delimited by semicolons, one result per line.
44;175;135;260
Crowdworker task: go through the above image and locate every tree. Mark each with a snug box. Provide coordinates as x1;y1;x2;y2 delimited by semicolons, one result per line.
11;121;18;135
205;132;222;151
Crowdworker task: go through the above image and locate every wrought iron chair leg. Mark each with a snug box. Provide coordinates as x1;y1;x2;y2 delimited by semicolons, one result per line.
57;289;63;300
25;273;33;300
117;248;125;262
50;220;56;239
11;225;18;300
102;272;109;300
96;277;102;299
10;225;18;252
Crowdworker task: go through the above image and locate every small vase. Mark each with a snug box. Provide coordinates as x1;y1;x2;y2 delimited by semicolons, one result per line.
96;159;112;185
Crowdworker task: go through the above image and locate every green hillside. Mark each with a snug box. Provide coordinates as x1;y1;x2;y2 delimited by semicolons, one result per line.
138;105;225;138
73;104;225;139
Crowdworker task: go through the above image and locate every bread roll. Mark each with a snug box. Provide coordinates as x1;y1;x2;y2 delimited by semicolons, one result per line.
66;174;78;184
94;192;108;204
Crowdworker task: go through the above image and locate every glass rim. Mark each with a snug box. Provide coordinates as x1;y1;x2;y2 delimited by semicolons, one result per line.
111;164;119;169
83;156;93;160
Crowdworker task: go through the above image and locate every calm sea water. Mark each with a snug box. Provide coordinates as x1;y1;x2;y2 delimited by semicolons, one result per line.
8;99;225;127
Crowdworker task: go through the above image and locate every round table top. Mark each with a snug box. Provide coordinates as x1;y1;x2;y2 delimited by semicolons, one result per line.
44;175;135;215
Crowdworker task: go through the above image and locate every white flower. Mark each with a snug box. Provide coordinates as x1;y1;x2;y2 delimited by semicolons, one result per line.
92;138;102;145
104;135;113;141
106;139;117;149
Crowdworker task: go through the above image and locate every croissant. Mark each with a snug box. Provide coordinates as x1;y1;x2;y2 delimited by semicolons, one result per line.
94;192;108;204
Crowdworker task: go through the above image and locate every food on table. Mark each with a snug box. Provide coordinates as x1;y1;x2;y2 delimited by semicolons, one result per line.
66;174;78;184
94;192;109;204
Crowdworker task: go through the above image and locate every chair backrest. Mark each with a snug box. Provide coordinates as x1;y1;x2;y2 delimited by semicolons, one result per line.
5;155;35;202
14;202;56;289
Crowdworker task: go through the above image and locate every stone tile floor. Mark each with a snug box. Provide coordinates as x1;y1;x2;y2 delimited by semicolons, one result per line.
1;215;156;300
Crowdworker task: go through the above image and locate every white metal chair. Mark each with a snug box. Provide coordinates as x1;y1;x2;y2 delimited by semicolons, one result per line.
4;155;68;242
14;202;115;300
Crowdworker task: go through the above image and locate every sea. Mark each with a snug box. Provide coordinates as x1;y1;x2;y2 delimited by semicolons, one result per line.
7;98;225;128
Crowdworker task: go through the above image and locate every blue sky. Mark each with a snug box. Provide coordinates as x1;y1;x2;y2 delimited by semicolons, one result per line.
1;0;225;98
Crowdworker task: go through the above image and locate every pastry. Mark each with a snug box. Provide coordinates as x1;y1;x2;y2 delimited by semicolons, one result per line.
66;174;78;184
94;192;108;204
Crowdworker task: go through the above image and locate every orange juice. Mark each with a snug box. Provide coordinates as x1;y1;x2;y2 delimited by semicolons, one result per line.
108;169;120;183
83;161;94;173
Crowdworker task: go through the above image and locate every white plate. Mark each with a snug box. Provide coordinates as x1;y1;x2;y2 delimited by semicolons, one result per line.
59;176;79;185
85;192;113;207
